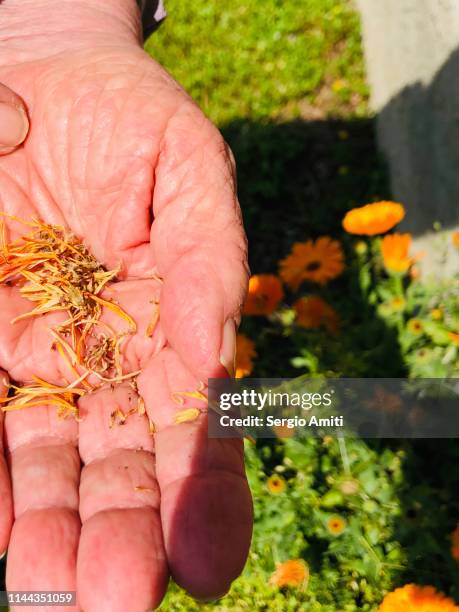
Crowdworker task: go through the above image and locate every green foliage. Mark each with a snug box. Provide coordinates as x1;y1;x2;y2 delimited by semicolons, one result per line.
161;435;459;610
248;238;458;380
244;438;404;610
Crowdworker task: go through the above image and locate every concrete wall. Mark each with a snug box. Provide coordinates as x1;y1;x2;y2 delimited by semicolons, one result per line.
356;0;459;276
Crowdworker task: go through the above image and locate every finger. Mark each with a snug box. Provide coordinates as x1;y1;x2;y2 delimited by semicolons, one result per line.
151;103;249;380
0;371;12;555
77;383;168;612
4;403;80;610
138;348;253;600
0;82;29;154
0;287;69;384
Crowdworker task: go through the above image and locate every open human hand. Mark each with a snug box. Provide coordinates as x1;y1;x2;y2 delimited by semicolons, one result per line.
0;2;252;610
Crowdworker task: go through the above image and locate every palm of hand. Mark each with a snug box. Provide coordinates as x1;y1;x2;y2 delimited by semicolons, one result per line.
0;46;252;611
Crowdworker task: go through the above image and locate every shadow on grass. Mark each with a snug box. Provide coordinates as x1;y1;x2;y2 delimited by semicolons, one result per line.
362;437;459;600
223;116;405;378
222;117;389;273
391;439;459;599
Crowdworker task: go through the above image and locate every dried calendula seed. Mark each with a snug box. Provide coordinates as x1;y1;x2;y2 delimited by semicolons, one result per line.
146;300;159;337
173;408;201;424
171;385;207;404
137;396;146;416
109;407;127;428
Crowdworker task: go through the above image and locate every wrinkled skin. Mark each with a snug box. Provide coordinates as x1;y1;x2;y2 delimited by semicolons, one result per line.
0;43;252;611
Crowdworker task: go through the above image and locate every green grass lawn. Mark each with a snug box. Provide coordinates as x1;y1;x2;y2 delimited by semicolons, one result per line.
146;0;368;124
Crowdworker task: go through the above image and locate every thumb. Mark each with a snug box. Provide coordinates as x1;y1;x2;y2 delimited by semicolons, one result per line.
0;82;29;154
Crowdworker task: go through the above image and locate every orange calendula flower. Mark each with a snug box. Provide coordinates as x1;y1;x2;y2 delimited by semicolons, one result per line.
267;474;286;495
364;386;402;415
326;515;347;536
448;332;459;345
453;231;459;249
381;233;413;274
379;584;459;611
279;237;344;289
269;559;309;589
272;423;295;439
293;296;339;334
390;296;406;312
343;201;405;235
235;334;256;379
243;274;284;315
451;525;459;561
407;318;424;335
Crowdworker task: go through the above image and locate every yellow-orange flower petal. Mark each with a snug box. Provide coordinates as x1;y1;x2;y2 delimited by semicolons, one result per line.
343;201;405;235
269;559;309;589
326;515;347;536
279;237;344;289
173;408;201;425
407;318;424;335
364;386;403;415
267;474;286;495
390;296;406;312
379;584;459;612
453;231;459;249
243;274;284;315
448;332;459;345
293;295;339;333
235;334;256;379
272;423;295;439
381;233;413;274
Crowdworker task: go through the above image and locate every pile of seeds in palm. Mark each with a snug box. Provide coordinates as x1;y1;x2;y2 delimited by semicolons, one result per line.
0;215;144;420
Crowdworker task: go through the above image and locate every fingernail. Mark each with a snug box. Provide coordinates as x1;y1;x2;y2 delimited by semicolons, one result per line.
0;102;29;149
0;550;6;560
219;318;237;378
